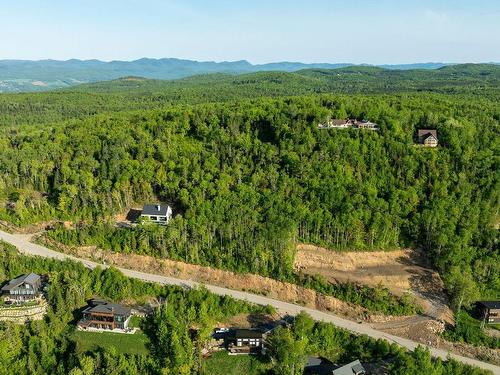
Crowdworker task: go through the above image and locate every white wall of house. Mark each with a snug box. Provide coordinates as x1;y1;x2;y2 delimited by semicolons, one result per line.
141;206;173;224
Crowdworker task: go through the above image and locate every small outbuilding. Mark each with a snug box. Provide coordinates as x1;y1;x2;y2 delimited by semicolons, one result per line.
140;204;173;225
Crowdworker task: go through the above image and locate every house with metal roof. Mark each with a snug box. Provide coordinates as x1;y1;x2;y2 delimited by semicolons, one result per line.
78;299;132;331
332;360;365;375
1;273;42;303
304;356;336;375
140;204;173;225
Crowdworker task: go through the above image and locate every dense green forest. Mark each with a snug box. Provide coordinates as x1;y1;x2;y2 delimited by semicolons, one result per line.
0;242;490;374
1;91;498;308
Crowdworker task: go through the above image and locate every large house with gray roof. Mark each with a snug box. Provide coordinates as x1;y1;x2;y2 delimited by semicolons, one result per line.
1;273;42;303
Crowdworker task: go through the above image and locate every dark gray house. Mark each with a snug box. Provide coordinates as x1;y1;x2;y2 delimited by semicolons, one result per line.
78;299;132;331
140;204;173;225
1;273;42;303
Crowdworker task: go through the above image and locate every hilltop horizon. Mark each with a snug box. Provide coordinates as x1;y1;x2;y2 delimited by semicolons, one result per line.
3;56;500;65
1;58;499;93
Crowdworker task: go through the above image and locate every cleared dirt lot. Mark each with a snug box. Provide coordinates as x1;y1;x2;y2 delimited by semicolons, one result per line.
291;245;500;363
294;244;454;324
295;244;438;295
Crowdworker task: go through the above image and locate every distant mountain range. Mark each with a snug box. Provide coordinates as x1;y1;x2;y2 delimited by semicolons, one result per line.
0;58;472;93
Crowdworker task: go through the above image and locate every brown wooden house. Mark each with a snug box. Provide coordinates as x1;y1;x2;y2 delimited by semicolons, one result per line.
417;129;438;147
477;301;500;324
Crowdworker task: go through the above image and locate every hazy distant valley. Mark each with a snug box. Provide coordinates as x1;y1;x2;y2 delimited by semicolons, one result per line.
0;58;454;92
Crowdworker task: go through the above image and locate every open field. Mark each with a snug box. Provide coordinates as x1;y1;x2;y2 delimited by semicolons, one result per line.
72;330;149;355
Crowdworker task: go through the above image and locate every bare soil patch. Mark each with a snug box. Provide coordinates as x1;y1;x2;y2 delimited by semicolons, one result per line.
294;244;453;324
379;321;500;365
292;244;500;364
220;313;278;329
0;220;58;234
114;207;142;227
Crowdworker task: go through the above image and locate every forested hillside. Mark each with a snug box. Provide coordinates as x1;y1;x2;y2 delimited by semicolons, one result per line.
0;91;498;312
0;58;452;93
1;64;499;126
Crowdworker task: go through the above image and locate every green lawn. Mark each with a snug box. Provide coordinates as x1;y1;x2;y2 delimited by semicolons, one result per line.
72;330;150;355
128;316;144;328
203;351;271;375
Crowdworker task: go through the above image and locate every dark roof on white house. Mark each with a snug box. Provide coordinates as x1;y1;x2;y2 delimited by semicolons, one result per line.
478;301;500;309
141;204;170;216
1;273;41;291
84;301;131;316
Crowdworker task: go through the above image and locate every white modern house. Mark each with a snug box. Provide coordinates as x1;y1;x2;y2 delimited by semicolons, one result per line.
140;204;173;225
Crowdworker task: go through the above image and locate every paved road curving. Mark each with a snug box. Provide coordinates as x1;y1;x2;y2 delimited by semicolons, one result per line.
0;229;498;374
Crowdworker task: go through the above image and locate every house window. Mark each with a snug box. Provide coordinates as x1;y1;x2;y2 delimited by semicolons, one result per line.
150;216;157;221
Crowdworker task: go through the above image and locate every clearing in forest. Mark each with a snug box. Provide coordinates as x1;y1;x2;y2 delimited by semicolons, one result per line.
294;244;453;324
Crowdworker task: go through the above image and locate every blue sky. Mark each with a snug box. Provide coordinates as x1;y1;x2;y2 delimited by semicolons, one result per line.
1;0;499;64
